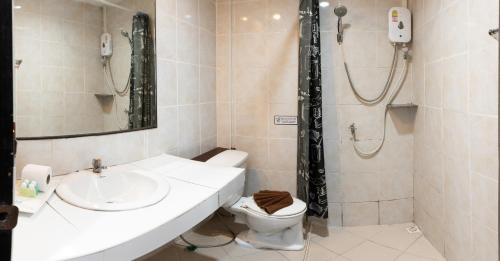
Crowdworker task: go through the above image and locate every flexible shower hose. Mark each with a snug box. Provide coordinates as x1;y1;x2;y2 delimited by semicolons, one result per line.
104;58;131;97
103;57;132;130
351;51;409;158
340;43;398;105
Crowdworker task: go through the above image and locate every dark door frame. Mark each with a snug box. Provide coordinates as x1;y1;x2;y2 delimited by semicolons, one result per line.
0;1;16;260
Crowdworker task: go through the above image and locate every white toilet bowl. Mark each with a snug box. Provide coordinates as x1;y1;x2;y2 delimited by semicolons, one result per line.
229;196;306;250
206;150;307;251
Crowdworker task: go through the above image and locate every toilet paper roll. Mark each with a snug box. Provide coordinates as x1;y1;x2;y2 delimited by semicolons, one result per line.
21;164;52;192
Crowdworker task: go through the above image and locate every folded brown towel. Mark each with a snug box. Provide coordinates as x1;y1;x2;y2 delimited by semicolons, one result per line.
253;190;293;214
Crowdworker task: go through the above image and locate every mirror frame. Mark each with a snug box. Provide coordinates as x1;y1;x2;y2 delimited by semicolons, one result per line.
16;2;158;141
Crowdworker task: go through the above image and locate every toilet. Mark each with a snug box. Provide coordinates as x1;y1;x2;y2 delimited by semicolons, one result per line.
206;150;307;251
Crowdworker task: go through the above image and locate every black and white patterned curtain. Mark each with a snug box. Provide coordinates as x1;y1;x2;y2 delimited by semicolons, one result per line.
129;12;156;129
297;0;328;219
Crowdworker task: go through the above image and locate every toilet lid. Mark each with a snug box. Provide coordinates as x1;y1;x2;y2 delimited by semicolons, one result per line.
245;196;307;217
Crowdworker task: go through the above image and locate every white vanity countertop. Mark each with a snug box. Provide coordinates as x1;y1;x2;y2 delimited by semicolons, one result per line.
12;154;245;261
133;154;246;206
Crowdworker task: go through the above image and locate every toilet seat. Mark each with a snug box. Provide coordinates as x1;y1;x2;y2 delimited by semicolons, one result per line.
234;196;307;219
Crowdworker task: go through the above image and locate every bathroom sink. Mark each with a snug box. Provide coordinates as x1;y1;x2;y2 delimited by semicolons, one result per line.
56;170;169;211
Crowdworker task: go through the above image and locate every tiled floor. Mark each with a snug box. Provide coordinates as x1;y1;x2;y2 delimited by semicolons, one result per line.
142;216;446;261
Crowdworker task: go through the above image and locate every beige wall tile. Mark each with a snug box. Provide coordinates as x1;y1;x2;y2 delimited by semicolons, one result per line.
235;102;268;137
379;198;413;225
216;102;232;148
232;0;266;33
216;1;231;34
177;0;199;26
444;207;472;261
423;17;443;63
200;29;216;66
471;173;498;231
444;156;471;213
177;22;199;64
199;0;216;32
472;221;499;261
234;136;268;170
156;15;177;60
442;54;468;113
343;202;379;226
268;66;297;104
414;200;445;254
268;139;296;171
157;59;178;106
379;170;413;201
200;103;217;140
469;48;499;116
266;0;299;33
178;63;200;105
424;61;443;107
156;0;176;18
200;67;216;103
147;107;179;157
423;0;442;23
233;68;268;103
470;115;498;180
328;172;380;203
232;33;267;68
441;1;468;57
178;105;201;158
442;110;469;160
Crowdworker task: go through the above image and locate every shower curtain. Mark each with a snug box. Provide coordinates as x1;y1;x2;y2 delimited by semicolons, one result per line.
297;0;328;218
129;12;156;129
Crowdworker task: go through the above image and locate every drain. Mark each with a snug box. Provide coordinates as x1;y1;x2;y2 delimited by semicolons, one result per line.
406;224;421;234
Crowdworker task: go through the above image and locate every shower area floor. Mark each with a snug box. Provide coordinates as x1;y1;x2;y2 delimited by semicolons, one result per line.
142;216;445;261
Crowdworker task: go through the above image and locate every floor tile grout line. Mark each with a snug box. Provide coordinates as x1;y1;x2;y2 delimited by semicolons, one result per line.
336;233;374;258
400;236;446;261
390;233;424;260
366;233;423;254
307;238;346;257
321;229;368;256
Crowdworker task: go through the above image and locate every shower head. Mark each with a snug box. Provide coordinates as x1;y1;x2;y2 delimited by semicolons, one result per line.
334;4;348;44
120;29;133;47
120;29;129;38
334;4;348;17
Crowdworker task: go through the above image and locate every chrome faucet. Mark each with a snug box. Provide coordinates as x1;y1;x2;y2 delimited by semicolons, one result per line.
92;158;104;174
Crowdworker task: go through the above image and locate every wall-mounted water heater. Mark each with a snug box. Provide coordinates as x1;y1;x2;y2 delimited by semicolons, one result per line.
101;33;113;57
388;7;411;43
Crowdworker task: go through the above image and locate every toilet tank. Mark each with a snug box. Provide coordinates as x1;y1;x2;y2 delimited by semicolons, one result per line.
206;150;249;168
206;150;249;207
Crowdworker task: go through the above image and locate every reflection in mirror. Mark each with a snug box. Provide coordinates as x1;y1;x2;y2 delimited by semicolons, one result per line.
13;0;156;138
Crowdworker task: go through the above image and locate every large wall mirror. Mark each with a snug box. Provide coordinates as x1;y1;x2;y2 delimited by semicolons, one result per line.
13;0;157;139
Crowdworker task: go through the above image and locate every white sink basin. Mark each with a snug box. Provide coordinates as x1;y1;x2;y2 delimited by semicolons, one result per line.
56;170;169;211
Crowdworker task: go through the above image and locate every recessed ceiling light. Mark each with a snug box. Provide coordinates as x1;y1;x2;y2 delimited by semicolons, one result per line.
319;1;330;8
272;13;281;20
13;5;22;9
241;16;248;21
185;14;192;19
